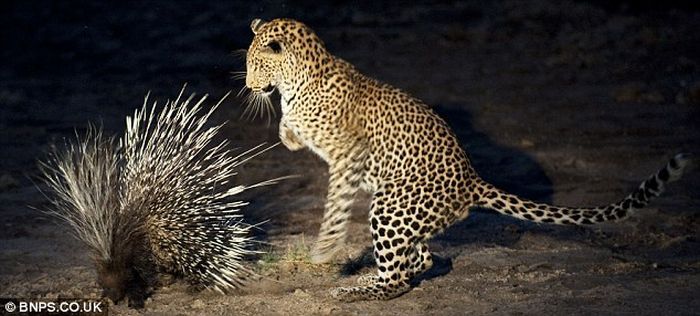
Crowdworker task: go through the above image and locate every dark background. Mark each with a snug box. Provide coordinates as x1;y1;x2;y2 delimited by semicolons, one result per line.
1;0;698;190
1;1;698;315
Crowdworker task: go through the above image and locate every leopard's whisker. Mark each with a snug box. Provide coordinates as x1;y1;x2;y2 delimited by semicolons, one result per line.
231;71;248;81
263;95;275;126
232;49;247;60
236;86;248;98
253;94;263;120
241;92;255;120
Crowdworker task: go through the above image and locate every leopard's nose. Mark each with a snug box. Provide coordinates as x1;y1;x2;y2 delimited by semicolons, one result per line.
262;84;274;93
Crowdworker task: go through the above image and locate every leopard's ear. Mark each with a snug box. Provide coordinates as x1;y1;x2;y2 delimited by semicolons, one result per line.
250;18;267;34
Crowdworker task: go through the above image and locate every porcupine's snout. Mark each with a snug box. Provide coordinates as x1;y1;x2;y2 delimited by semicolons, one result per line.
102;287;124;304
96;260;151;308
97;264;128;304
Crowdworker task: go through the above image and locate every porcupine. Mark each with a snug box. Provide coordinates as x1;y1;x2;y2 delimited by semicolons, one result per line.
40;88;277;308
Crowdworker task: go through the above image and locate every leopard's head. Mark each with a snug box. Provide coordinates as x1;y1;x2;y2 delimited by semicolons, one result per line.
244;18;328;99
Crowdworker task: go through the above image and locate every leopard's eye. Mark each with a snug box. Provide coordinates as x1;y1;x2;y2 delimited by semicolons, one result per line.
268;41;282;53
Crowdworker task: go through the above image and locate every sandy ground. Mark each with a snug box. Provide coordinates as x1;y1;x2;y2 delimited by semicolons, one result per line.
1;1;699;315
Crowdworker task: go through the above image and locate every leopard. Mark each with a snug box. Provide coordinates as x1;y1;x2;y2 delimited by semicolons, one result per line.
242;18;692;302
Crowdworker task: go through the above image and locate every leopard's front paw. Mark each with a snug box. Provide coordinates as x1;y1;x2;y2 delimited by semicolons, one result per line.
281;136;304;151
309;242;339;264
280;127;305;151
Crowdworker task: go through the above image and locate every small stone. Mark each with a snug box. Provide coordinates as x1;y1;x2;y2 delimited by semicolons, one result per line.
675;81;700;105
676;91;688;105
320;306;337;315
293;288;310;297
614;83;643;103
614;83;665;104
640;90;665;103
44;292;59;300
677;56;697;72
520;139;535;148
0;174;18;191
688;82;700;104
191;299;205;309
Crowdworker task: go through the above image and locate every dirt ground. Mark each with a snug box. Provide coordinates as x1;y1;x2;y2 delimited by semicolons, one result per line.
1;1;699;315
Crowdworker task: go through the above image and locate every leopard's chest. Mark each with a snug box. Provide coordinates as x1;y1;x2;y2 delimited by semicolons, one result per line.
282;91;366;166
283;115;331;163
281;95;292;115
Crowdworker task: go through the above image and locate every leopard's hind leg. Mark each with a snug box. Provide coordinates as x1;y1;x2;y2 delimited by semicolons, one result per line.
331;184;441;302
355;241;433;286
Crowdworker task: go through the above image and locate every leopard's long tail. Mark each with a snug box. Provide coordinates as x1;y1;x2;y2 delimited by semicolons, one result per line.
474;153;692;225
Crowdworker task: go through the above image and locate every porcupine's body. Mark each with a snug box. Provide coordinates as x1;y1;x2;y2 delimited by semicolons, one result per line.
41;90;273;308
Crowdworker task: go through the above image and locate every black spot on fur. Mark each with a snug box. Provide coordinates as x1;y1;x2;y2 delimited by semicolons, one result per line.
646;178;659;192
670;158;679;169
621;199;631;210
